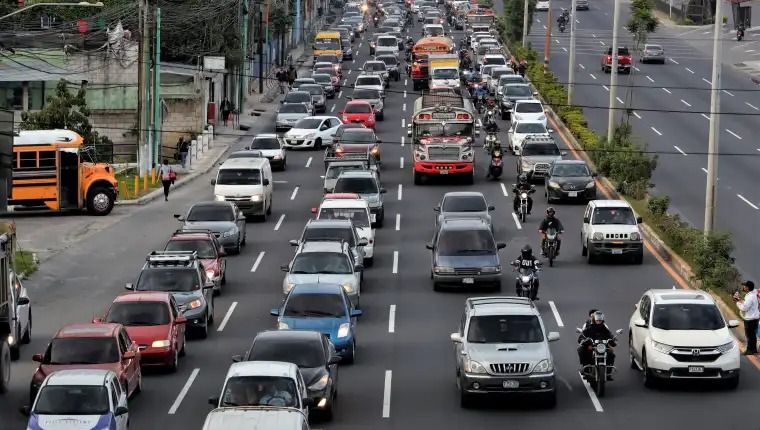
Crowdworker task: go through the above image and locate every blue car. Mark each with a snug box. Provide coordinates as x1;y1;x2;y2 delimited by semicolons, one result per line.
271;283;362;363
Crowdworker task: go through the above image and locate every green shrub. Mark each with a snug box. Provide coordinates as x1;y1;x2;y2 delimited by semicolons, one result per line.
647;195;669;217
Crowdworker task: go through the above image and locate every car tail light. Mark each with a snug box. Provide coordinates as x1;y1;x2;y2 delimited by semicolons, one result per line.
368;115;375;121
369;238;374;244
342;115;348;122
336;147;344;156
643;50;650;54
371;146;379;155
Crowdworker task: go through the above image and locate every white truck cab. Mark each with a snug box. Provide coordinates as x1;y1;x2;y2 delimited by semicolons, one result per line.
581;200;644;264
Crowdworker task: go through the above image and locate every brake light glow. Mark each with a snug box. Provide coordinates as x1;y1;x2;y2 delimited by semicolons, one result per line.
342;115;348;122
456;113;470;119
368;115;375;121
370;146;379;155
336;147;344;155
418;113;432;119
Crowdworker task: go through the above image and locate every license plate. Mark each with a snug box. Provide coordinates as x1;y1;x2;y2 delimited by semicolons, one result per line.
611;249;623;254
370;214;377;222
440;170;449;175
688;366;704;373
462;277;474;284
503;380;519;388
568;191;578;197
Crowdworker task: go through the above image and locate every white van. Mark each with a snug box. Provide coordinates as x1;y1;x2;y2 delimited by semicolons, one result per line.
212;157;273;220
202;407;309;430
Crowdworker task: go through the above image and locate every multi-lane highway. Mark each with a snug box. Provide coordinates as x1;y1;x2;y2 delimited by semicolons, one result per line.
3;4;760;429
527;0;760;281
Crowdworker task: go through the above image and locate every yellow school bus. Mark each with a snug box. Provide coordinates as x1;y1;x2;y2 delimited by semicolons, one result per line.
10;130;118;215
313;31;343;57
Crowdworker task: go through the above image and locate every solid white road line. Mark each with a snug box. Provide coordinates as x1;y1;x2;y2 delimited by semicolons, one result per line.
685;67;695;74
662;88;671;94
500;182;508;197
305;157;313;168
217;302;238;332
388;305;396;333
651;127;662;136
548;301;564;327
616;97;623;104
669;58;680;64
726;129;742;139
511;212;522;229
673;145;686;155
392;251;399;274
290;186;299;200
168;368;200;414
633;112;641;119
274;214;285;231
702;77;711;84
382;370;392;417
602;85;609;91
589;73;597;80
397;184;403;200
579;63;585;69
251;251;265;272
723;90;734;97
737;194;759;210
580;374;604;412
395;213;401;231
680;99;691;107
747;102;759;111
646;75;654;82
400;157;404;168
701;113;710;120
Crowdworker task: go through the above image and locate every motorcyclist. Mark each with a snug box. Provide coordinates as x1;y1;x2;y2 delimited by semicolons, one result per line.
513;244;541;297
485;137;503;179
557;13;566;26
472;84;488;111
581;309;599;330
561;8;570;21
512;173;533;214
578;311;617;380
484;120;499;133
538;207;564;256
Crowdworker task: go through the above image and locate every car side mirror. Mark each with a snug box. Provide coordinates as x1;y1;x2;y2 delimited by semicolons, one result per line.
380;188;387;193
433;206;440;211
237;214;246;221
219;250;227;257
289;239;299;246
208;396;219;406
203;283;215;290
547;128;554;133
582;217;589;224
210;178;216;185
351;309;363;317
32;353;43;362
263;179;270;186
122;351;136;360
358;238;369;246
633;318;648;328
615;329;623;335
547;332;560;342
125;283;135;290
302;397;315;407
425;243;434;250
636;216;643;224
92;317;103;323
175;316;187;324
173;214;181;219
533;91;539;96
311;207;318;213
329;355;342;364
347;96;353;100
496;242;506;249
114;406;128;416
354;264;364;272
16;296;30;306
728;319;740;328
270;308;281;316
281;264;290;272
338;110;344;115
407;129;412;137
19;406;31;416
591;172;598;177
450;333;462;343
488;205;495;211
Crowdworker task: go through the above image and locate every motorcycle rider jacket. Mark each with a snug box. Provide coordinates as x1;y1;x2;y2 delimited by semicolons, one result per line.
539;217;564;232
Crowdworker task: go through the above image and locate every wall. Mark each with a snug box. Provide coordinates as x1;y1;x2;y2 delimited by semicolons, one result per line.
159;98;204;160
89;109;138;162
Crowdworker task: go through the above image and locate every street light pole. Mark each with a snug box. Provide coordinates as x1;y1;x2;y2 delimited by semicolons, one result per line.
522;0;529;47
543;0;552;71
0;2;103;21
567;0;577;104
258;3;265;94
704;0;724;234
606;0;620;143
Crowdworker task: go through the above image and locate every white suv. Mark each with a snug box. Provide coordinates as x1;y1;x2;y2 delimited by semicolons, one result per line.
628;289;740;389
580;200;644;264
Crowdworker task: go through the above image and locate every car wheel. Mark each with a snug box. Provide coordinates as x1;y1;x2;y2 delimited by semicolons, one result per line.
642;352;658;389
315;138;323;150
134;370;142;395
179;338;186;357
629;335;639;369
234;235;242;255
21;311;31;344
266;197;272;215
197;322;208;339
376;211;384;228
344;340;356;364
377;112;384;120
365;256;374;267
167;348;179;373
586;241;595;264
9;326;20;361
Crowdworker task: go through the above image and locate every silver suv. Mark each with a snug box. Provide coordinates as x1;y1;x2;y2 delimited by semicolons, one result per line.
517;136;566;181
450;297;559;408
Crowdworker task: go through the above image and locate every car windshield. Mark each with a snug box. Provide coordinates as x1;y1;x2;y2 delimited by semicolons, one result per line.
485;57;506;65
466;315;544;343
294;118;323;129
437;229;495;255
442;195;487;212
521;144;560;156
315;38;341;50
427;27;443;35
646;44;662;50
319;207;370;227
492;69;513;79
248;339;325;368
345;104;373;114
551;163;590;177
500;76;525;85
290;252;353;274
356;77;381;86
377;57;397;66
340;132;375;144
326;164;365;179
303;226;355;245
591;207;636;225
165;239;216;258
652;304;725;330
353;89;380;99
106;301;171;326
303;86;324;96
250;137;280;149
515;123;547;134
334;177;378;194
364;62;386;71
378;38;396;46
312;74;331;84
47;338;119;364
516;102;543;113
280;104;308;113
187;205;235;221
432;68;458;79
416;123;474;137
221;376;298;408
215;168;262;186
284;293;346;317
505;85;532;96
136;268;200;292
34;386;110;415
285;93;311;103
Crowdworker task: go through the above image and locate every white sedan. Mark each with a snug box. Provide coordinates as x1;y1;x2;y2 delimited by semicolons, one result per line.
282;116;342;150
511;100;547;127
535;0;550;10
507;120;553;153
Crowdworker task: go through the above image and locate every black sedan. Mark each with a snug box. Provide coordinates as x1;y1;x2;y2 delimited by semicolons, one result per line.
545;159;598;203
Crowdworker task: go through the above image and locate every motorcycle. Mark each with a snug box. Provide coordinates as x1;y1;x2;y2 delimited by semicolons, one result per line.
488;147;503;179
513;186;535;223
483;109;496;126
737;27;744;41
577;328;623;398
484;131;497;153
543;227;561;266
511;261;541;300
474;94;485;113
559;22;566;32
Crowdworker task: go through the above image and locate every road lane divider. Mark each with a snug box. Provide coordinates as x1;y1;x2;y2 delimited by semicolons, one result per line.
602;85;609;91
589;73;597;80
400;157;404;168
669;58;679;64
548;301;564;327
217;302;238;332
290;186;299;200
331;105;336;112
401;136;405;147
646;75;654;82
723;90;734;97
616;97;623;104
726;129;742;139
680;99;691;107
168;368;200;414
500;182;509;197
701;113;710;120
673;146;686;155
392;251;399;274
382;370;392;417
651;127;662;136
251;251;265;272
661;88;671;94
702;77;711;84
403;90;407;98
737;194;759;209
578;63;585;69
401;118;406;128
580;374;604;412
633;112;641;119
746;102;759;111
395;213;401;231
305;157;313;168
388;305;396;333
402;103;406;111
397;184;403;200
511;212;522;230
274;214;285;231
685;67;695;74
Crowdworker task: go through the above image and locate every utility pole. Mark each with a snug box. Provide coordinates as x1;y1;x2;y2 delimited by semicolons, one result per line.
282;0;289;65
152;6;161;166
543;0;552;71
521;0;529;47
704;0;724;234
240;0;249;115
567;0;577;104
606;0;620;143
136;0;150;175
258;3;265;94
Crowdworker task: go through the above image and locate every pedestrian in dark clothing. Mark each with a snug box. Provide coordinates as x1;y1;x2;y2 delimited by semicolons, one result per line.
221;97;232;126
287;65;297;88
158;158;175;201
178;137;190;168
518;61;527;78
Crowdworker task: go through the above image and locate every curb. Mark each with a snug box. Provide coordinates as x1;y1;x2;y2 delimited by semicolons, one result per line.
115;144;230;206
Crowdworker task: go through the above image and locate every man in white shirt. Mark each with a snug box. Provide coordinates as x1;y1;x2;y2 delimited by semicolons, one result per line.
733;280;759;355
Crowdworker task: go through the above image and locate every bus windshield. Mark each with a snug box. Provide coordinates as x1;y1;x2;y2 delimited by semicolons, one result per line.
315;38;341;50
415;123;474;137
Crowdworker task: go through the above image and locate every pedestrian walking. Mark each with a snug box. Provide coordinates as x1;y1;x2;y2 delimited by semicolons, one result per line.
276;66;288;94
221;97;232;126
158;158;176;201
733;280;759;355
287;65;297;88
178;137;190;168
517;60;527;78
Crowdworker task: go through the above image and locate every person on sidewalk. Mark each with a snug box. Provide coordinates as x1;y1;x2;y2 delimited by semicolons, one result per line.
158;158;175;202
733;280;759;355
287;65;297;88
178;137;190;168
221;97;232;126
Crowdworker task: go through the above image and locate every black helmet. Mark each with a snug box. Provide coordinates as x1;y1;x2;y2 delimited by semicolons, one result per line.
588;309;599;317
591;311;605;324
518;173;528;184
546;207;555;217
521;244;532;259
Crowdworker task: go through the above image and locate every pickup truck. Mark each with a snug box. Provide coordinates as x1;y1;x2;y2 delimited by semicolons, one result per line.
601;46;632;74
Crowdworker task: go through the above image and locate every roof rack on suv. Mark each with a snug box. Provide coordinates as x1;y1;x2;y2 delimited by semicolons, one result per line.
146;251;197;266
302;237;347;244
467;297;535;308
173;229;214;235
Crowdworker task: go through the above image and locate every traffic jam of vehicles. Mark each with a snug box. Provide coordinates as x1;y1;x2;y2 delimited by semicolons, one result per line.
3;0;750;429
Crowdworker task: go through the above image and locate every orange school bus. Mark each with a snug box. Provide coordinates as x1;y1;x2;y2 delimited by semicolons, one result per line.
10;130;118;215
411;37;456;91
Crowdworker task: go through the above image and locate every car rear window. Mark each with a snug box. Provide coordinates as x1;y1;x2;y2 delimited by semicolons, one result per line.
467;315;544;343
334;177;378;194
303;226;355;246
442;195;487;212
136;268;200;292
248;338;325;368
106;301;171;326
345;104;372;114
47;337;119;364
165;239;216;258
436;229;495;255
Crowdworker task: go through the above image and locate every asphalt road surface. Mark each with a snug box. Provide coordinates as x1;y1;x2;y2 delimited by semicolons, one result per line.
527;0;760;281
2;5;759;430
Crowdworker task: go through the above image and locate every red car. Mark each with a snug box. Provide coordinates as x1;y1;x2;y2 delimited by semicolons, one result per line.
339;101;377;129
164;229;227;295
30;323;142;404
95;291;186;371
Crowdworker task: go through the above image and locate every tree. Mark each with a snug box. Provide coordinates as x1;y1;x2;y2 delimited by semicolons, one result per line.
20;79;114;161
621;0;659;125
502;0;537;42
269;0;295;65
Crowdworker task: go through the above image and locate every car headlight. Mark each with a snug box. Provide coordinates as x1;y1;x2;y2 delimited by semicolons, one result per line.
337;322;351;338
369;201;381;207
273;155;282;160
187;299;202;310
222;228;237;238
481;266;499;273
717;341;736;353
533;359;554;373
251;194;263;202
284;282;295;293
514;114;522;121
520;275;531;283
309;374;329;391
463;358;487;373
206;269;216;279
585;181;595;188
651;340;674;354
278;321;289;329
630;232;641;241
214;194;225;201
538;115;546;121
548;181;560;188
342;283;354;293
151;340;170;348
592;232;604;241
434;266;454;273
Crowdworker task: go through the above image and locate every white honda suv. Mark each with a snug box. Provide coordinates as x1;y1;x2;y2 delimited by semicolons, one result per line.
628;289;740;389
